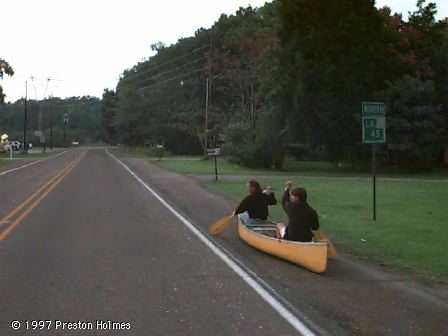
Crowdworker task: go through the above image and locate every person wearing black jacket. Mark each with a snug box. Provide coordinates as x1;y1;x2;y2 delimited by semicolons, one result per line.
277;181;319;242
234;180;277;224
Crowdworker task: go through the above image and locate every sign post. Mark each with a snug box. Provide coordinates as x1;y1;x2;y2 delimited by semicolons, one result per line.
207;148;221;181
156;143;164;161
362;102;386;221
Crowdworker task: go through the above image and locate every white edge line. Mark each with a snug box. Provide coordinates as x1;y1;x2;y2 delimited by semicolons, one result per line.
0;150;68;177
107;149;318;336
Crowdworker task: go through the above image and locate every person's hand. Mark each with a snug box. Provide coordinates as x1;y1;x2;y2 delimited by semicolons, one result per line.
285;181;292;190
264;186;273;194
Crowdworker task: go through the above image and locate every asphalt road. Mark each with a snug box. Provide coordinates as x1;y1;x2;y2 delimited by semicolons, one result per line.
0;148;446;336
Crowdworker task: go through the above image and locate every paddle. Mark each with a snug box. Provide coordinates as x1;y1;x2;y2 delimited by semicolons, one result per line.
314;230;337;258
208;214;235;235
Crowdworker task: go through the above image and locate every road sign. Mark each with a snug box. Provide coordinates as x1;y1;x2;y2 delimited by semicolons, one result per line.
362;102;386;143
207;148;221;181
207;148;221;156
362;102;386;221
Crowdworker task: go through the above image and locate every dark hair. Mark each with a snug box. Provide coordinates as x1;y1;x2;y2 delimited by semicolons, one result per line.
247;180;262;194
291;187;307;201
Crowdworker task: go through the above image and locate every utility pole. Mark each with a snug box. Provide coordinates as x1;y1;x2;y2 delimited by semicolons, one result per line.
63;113;68;147
23;81;28;154
204;77;209;155
204;35;213;155
208;33;213;109
31;76;61;148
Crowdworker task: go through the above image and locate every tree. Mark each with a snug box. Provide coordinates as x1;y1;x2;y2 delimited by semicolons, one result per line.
376;76;444;170
0;59;14;104
1;96;105;146
212;2;284;167
101;89;118;144
278;0;395;163
102;0;447;170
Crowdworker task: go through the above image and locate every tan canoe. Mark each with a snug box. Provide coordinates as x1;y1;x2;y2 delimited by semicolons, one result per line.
238;218;328;273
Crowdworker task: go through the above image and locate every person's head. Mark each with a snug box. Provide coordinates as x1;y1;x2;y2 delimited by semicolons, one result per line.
290;187;307;204
246;180;262;195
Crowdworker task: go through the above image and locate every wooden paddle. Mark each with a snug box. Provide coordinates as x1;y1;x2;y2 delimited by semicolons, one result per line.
208;214;235;235
314;230;337;258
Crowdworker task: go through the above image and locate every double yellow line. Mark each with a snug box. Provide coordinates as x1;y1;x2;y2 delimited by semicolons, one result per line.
0;152;85;242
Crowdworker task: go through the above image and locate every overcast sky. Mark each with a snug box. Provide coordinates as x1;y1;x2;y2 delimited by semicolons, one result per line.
1;0;447;102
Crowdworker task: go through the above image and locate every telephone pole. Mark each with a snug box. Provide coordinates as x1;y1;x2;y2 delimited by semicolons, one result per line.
31;76;61;146
63;114;68;147
23;81;28;154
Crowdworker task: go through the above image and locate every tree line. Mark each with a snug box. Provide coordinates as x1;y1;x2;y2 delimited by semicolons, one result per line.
0;96;105;147
103;0;447;170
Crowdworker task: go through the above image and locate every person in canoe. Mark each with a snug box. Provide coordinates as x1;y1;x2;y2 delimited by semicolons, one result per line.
277;181;319;242
233;180;277;224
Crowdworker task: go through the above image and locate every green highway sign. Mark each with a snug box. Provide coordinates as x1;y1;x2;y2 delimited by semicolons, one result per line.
362;102;386;143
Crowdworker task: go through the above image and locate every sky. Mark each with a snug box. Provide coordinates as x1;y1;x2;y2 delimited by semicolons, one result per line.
1;0;447;102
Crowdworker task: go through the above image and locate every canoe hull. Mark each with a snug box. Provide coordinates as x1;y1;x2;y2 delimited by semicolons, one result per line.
238;219;328;273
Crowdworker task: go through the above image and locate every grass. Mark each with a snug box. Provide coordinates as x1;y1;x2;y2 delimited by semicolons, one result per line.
0;148;64;163
108;147;202;160
150;156;448;180
109;147;154;158
204;178;448;279
110;146;448;180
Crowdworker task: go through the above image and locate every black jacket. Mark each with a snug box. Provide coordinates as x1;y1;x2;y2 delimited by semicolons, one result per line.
282;189;319;242
235;192;277;220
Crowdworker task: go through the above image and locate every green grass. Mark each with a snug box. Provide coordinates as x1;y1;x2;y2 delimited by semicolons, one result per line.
109;147;202;160
151;157;363;176
154;158;281;175
153;158;345;175
151;157;448;180
205;179;448;279
109;147;153;158
110;146;448;180
0;148;64;161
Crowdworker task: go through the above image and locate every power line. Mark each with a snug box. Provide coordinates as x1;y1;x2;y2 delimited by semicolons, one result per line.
117;57;206;91
122;45;210;82
31;77;39;100
137;67;207;92
108;66;207;101
56;102;99;108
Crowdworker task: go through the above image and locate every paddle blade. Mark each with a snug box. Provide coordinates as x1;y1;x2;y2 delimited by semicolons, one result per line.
208;215;234;235
314;230;337;258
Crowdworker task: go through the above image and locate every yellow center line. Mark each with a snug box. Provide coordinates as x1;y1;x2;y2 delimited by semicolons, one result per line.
0;152;85;242
0;155;79;227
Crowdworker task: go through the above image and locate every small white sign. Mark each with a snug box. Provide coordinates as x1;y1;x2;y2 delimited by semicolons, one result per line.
207;148;221;156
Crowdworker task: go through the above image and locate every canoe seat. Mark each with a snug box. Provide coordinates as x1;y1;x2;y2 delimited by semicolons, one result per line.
244;220;277;227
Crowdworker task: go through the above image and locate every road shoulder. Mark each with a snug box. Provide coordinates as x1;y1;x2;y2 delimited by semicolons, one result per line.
121;155;448;336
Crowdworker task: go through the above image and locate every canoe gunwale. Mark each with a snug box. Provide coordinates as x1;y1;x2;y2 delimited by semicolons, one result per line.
238;218;328;273
239;221;328;247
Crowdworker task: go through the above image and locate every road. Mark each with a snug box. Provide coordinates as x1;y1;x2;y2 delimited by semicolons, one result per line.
0;148;447;335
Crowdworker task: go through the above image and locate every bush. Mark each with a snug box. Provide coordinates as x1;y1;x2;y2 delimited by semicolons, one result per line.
222;109;288;169
239;142;272;168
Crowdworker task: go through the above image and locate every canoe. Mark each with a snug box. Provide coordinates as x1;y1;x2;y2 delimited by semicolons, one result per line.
238;217;328;273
